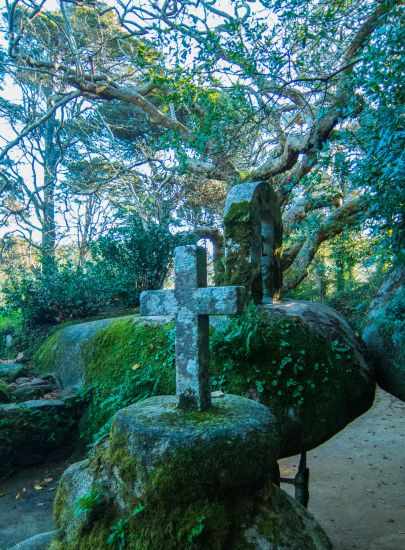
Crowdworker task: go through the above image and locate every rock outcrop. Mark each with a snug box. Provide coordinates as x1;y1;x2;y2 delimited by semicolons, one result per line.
363;265;405;401
34;318;129;390
49;394;332;550
261;301;375;456
33;300;375;458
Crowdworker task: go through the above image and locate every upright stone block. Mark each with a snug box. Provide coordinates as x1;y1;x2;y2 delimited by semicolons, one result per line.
52;394;332;550
223;180;283;303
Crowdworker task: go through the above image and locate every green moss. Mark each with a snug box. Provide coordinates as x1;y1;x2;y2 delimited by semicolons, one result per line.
79;318;175;443
33;330;61;374
159;405;229;425
45;305;364;447
53;477;69;522
222;201;256;290
70;402;275;549
209;305;365;453
106;430;138;485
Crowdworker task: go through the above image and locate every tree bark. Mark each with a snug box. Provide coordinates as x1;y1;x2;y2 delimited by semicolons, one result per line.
41;113;59;277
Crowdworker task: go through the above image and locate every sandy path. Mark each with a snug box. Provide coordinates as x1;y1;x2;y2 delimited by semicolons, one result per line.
280;388;405;549
0;457;69;548
1;388;404;549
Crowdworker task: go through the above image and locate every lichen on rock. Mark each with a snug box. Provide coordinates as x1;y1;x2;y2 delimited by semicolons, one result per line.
223;181;283;303
51;394;332;549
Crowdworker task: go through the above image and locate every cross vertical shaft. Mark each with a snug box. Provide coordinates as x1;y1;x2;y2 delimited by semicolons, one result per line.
174;246;211;410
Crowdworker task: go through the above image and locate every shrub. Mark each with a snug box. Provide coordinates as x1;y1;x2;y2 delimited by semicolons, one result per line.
2;215;181;328
0;310;24;358
3;262;109;327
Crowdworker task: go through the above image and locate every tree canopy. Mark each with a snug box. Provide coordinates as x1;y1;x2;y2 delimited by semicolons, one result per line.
0;0;403;323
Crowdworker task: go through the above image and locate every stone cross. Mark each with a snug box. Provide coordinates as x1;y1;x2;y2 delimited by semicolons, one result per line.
140;245;245;411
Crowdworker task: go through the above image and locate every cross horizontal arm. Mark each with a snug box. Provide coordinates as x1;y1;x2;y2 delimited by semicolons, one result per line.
195;286;245;316
140;290;177;317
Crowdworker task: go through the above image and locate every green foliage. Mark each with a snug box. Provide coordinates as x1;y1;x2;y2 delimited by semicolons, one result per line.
80;319;175;443
2;262;109;328
371;285;405;368
91;213;178;304
336;4;405;255
2;215;179;328
107;518;128;550
75;489;105;517
210;305;354;410
107;504;145;549
0;379;11;403
0;310;24;358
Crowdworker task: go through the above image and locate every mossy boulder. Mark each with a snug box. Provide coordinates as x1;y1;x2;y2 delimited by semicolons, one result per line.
34;300;374;456
223;181;283;302
51;394;331;550
33;318;130;390
0;399;80;476
255;301;375;456
363;265;405;401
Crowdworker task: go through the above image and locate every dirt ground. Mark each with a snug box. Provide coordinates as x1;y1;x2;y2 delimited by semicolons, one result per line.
281;388;405;549
0;388;404;549
0;456;70;549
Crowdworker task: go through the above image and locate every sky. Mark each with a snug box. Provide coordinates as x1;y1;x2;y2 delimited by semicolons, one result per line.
0;0;277;245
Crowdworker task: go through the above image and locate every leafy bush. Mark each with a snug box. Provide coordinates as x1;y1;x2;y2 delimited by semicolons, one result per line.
90;214;178;307
210;304;355;410
2;216;180;328
3;262;109;327
0;310;24;358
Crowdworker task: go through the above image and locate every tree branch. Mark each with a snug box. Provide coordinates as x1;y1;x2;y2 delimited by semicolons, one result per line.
0;91;80;162
283;195;368;291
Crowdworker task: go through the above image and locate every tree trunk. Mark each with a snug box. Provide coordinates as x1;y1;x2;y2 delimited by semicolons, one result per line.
41;114;59;277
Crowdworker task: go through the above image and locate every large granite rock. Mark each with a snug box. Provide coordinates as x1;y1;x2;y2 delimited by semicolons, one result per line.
210;301;375;457
34;299;375;458
34;318;128;390
50;394;331;550
262;301;375;456
363;265;405;401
